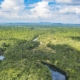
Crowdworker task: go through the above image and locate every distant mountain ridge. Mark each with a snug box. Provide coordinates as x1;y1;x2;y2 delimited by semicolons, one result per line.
0;22;80;27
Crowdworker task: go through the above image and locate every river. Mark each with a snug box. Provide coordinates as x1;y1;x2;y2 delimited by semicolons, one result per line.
0;55;4;60
48;66;66;80
41;62;68;80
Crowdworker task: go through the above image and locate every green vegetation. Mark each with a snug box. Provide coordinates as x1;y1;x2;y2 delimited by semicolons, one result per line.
0;26;80;80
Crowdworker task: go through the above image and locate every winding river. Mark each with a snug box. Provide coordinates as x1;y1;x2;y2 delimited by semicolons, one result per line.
47;65;66;80
41;62;68;80
33;37;68;80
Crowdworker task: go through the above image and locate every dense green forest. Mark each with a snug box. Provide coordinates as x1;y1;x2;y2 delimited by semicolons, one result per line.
0;25;80;80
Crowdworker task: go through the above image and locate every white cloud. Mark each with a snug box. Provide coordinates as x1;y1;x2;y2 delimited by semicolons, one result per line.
0;0;26;20
30;1;51;18
0;0;25;11
56;0;72;4
56;0;80;4
43;0;54;2
59;5;80;14
0;0;80;23
0;0;52;19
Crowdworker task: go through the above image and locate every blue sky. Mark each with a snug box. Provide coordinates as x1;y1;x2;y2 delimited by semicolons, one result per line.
24;0;42;5
0;0;80;24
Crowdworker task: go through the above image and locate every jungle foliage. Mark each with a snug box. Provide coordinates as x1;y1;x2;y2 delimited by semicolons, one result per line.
0;25;80;80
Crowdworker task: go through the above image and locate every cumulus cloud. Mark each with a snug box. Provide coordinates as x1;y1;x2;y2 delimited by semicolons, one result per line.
0;0;25;11
56;0;80;5
30;1;51;18
0;0;52;20
56;0;72;4
0;0;80;23
59;5;80;14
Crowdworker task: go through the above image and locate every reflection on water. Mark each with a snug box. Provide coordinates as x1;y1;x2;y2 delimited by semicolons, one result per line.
41;62;68;80
50;68;65;80
0;56;4;60
45;65;65;80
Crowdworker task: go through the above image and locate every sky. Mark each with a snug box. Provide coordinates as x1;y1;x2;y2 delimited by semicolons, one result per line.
0;0;80;24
